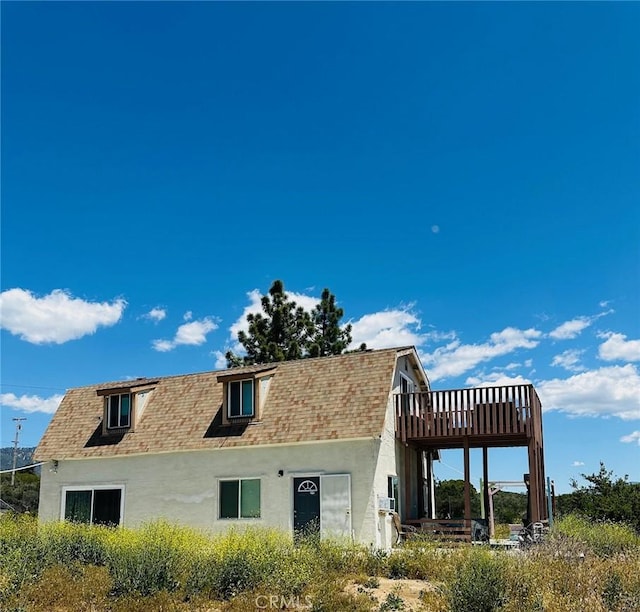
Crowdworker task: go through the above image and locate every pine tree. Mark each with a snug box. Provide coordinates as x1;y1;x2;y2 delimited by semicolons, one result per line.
226;280;310;366
307;288;352;358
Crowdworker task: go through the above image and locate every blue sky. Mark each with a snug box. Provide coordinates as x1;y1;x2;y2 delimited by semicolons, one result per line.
1;2;638;493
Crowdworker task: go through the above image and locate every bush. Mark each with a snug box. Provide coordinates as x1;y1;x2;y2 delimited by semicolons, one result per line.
2;514;639;610
448;549;508;612
18;564;112;612
0;513;42;605
552;514;640;557
105;521;200;596
39;519;108;566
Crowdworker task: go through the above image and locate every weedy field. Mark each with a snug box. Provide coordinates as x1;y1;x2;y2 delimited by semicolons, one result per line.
1;514;639;611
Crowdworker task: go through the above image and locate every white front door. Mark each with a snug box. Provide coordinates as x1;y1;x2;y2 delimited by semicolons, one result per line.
320;474;352;540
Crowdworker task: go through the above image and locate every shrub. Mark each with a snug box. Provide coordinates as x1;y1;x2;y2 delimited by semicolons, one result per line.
0;513;42;606
105;521;200;596
447;549;508;612
39;519;108;566
552;514;640;557
18;564;112;612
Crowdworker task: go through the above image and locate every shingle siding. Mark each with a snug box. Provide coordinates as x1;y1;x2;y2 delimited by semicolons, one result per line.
35;347;409;461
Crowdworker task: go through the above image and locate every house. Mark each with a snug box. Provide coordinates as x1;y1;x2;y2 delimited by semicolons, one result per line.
35;346;548;548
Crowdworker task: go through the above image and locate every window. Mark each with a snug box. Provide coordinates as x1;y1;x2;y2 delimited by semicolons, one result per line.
400;374;415;414
228;380;254;418
400;374;415;394
219;478;260;518
107;394;131;429
63;487;123;526
388;476;399;512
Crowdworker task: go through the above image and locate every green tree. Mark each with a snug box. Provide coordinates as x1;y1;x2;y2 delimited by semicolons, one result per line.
307;288;352;358
226;281;357;367
435;479;481;519
492;490;527;524
226;280;310;366
557;462;640;532
0;470;40;513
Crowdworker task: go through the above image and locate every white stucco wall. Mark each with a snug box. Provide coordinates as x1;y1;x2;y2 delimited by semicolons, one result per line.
38;437;385;546
369;355;423;549
369;353;429;548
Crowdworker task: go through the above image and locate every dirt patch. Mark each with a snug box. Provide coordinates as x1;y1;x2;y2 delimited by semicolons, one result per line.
346;577;439;610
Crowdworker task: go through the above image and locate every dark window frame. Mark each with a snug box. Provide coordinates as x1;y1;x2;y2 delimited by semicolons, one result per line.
106;393;131;429
227;379;254;419
219;478;261;519
63;486;124;526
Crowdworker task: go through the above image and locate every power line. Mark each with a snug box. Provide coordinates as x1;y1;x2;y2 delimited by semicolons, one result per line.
1;462;47;474
0;383;67;392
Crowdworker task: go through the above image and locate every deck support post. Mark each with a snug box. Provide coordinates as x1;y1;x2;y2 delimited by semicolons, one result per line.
417;449;425;517
463;438;471;524
482;446;489;522
528;438;539;523
404;444;411;521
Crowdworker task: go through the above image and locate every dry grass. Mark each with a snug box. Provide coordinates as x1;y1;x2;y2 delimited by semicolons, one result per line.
1;513;638;611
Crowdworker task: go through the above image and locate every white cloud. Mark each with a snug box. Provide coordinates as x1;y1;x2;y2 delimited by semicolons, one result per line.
228;289;262;344
551;349;585;372
423;327;542;382
504;362;521;371
153;317;218;352
142;307;166;323
0;288;126;344
538;364;640;420
287;291;321;312
620;431;640;446
465;372;533;387
0;392;63;415
350;307;427;349
598;332;640;362
549;316;593;340
549;310;613;340
183;311;193;321
572;461;585;467
212;350;228;370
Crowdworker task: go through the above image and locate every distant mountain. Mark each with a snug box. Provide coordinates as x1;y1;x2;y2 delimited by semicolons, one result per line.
0;447;37;472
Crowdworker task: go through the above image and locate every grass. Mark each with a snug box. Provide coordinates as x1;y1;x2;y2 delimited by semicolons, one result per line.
1;513;639;611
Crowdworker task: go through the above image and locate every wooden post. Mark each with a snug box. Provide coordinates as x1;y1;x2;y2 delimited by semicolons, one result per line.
463;438;471;523
404;445;411;521
417;449;425;517
425;450;433;518
482;446;489;522
528;438;539;523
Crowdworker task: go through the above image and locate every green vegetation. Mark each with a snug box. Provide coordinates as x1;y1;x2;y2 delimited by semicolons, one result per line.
1;514;639;611
557;462;640;533
0;469;40;514
225;280;360;367
434;480;481;519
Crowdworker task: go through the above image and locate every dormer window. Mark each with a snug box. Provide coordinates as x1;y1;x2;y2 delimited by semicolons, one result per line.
228;379;254;418
107;393;131;429
97;379;158;436
217;364;277;426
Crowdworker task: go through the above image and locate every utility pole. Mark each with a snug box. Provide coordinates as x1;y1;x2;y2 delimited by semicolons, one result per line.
11;418;26;486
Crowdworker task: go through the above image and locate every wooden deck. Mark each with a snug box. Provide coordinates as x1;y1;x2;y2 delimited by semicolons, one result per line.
395;383;548;532
395;384;542;447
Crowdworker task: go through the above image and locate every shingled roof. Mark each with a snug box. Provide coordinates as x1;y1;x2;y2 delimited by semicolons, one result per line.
35;346;416;461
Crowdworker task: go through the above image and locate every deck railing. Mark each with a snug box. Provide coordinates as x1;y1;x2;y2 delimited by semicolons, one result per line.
395;384;542;443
